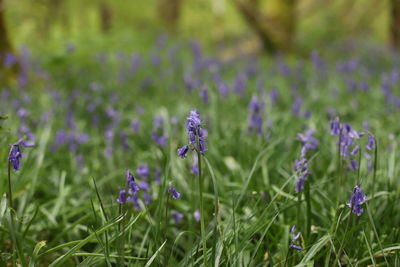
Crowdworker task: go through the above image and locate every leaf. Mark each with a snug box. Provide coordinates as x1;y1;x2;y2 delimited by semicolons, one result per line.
28;241;47;267
145;240;167;267
300;235;329;263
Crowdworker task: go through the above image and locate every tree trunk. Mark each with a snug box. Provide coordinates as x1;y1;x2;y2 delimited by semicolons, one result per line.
0;0;12;60
157;0;182;33
0;0;15;82
234;0;297;53
100;1;112;33
390;0;400;50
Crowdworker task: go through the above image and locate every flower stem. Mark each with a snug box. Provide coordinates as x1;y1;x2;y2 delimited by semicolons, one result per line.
7;161;27;266
305;180;311;239
372;136;378;199
7;160;13;210
196;148;207;265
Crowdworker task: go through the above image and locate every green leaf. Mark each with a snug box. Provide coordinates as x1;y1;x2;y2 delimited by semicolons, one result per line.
300;235;329;263
145;240;167;267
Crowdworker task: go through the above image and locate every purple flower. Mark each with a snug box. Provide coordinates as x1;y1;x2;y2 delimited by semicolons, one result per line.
131;118;140;134
130;195;141;210
191;162;199;176
366;135;375;151
330;119;341;136
8;139;34;171
295;157;310;193
200;86;209;105
126;170;140;195
143;192;152;205
168;185;181;200
347;185;367;216
270;89;279;106
136;164;150;180
152;116;168;148
332;119;361;162
350;146;360;156
172;210;184;225
248;96;263;135
218;82;229;98
289;225;302;250
180;110;208;155
233;75;246;96
177;145;189;158
139;181;150;191
292;97;302;117
350;160;359;170
194;209;200;222
117;190;127;204
297;129;319;156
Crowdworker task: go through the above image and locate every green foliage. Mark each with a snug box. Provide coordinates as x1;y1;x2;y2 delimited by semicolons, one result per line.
1;39;400;266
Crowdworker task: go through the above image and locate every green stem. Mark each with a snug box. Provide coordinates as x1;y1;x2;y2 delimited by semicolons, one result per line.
334;213;352;265
284;246;291;267
336;128;343;206
357;147;362;185
117;204;125;267
305;180;311;239
297;192;301;233
372;136;378;199
196;138;207;265
7;161;26;266
7;160;13;210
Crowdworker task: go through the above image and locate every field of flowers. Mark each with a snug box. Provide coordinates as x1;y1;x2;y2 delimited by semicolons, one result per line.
1;39;400;266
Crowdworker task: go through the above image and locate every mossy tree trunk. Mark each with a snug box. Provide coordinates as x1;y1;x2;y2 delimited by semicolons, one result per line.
0;0;15;82
234;0;297;53
100;1;113;33
157;0;183;33
390;0;400;50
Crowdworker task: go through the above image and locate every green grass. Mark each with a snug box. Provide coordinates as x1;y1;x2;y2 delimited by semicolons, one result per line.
1;39;400;266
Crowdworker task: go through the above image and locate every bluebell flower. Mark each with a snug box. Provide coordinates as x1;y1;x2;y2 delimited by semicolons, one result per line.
270;89;279;106
194;209;200;222
177;145;189;158
347;185;367;216
116;190;127;204
139;181;150;191
289;225;302;250
8;139;34;171
350;160;359;170
168;185;181;200
126;170;140;195
330;119;341;136
297;129;319;156
248;96;263;135
292;97;302;117
180;110;208;155
295;158;310;193
234;75;246;96
131;118;140;134
350;146;360;156
191;162;199;176
172;210;184;225
200;86;209;105
366;135;375;151
152;116;168;148
143;192;152;205
218;82;229;98
137;164;150;180
130;195;141;210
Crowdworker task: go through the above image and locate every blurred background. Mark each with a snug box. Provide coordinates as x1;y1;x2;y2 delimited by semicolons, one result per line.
0;0;399;70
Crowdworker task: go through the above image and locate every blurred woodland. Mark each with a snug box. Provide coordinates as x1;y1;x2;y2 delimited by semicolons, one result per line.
1;0;400;79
